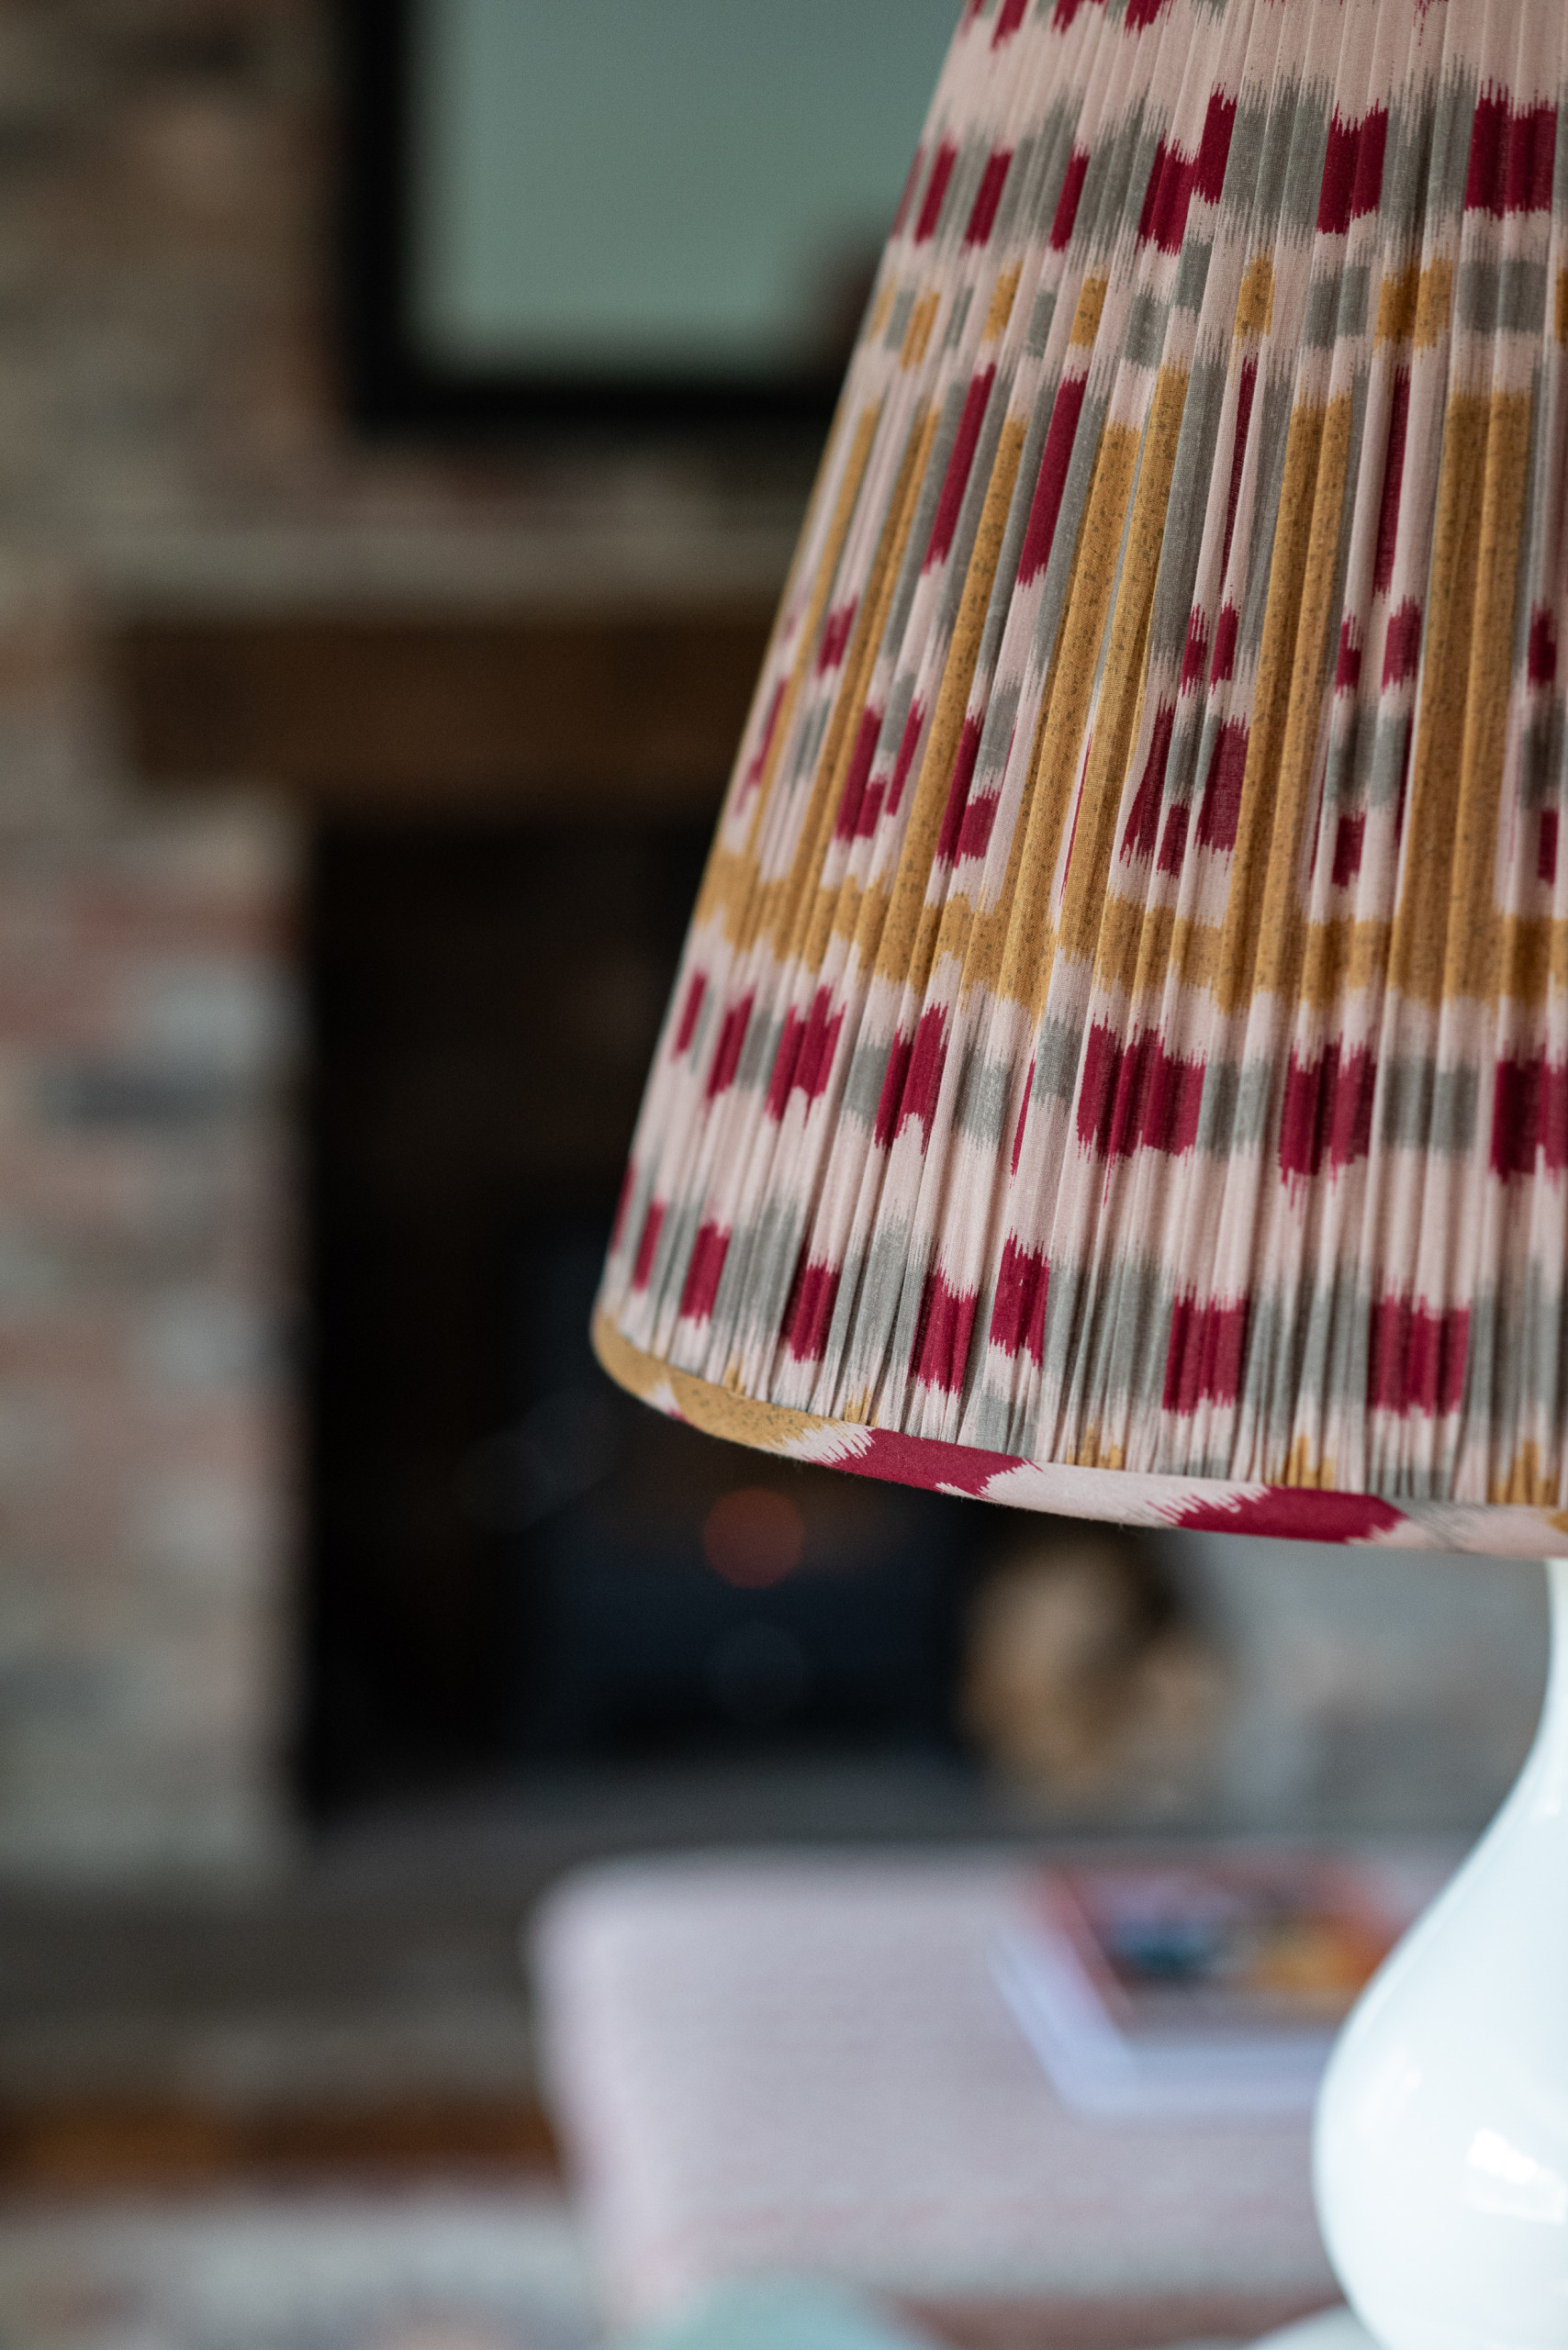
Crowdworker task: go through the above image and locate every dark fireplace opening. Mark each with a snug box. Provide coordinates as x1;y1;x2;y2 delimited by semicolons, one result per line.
302;815;979;1821
498;1213;971;1765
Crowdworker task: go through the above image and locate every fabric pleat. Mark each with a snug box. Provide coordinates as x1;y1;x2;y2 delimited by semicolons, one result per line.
595;0;1568;1556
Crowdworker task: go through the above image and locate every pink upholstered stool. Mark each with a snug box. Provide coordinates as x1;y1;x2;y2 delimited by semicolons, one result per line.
532;1853;1342;2350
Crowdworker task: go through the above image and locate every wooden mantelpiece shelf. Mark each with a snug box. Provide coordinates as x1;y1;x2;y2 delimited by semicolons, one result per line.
114;603;776;815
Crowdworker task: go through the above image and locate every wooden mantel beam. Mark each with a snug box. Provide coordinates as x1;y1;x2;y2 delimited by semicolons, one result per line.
113;604;776;816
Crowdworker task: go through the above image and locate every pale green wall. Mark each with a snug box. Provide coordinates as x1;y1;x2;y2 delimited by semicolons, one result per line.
413;0;961;377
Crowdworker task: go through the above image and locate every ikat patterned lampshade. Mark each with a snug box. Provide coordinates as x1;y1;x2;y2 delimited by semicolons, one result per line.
593;0;1568;1557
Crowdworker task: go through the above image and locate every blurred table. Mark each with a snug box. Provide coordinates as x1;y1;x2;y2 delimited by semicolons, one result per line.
533;1852;1345;2350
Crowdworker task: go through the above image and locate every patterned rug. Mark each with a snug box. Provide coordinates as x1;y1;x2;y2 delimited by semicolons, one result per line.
0;2187;600;2350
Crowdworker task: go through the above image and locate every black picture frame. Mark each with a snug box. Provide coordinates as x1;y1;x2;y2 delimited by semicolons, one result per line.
335;0;845;446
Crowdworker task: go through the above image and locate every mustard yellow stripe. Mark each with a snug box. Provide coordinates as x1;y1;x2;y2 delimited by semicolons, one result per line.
1415;257;1453;349
1234;252;1275;342
1390;390;1530;1004
1488;1444;1563;1513
1062;365;1189;976
1213;397;1330;1013
1253;390;1355;1003
983;265;1022;344
1173;909;1568;1012
1498;914;1568;1006
1176;912;1393;1005
1375;257;1452;350
1070;274;1110;349
1278;1436;1336;1489
1375;261;1421;347
902;292;939;370
1299;912;1393;1007
996;420;1142;1008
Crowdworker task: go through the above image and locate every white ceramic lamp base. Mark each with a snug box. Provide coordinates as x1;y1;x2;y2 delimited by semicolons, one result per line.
1258;1556;1568;2350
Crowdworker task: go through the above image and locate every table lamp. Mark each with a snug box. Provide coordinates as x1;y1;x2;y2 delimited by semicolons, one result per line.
590;2;1568;2344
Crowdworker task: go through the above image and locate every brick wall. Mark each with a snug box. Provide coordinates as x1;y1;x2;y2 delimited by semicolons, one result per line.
0;789;298;1871
0;567;300;1870
0;2;330;534
0;0;331;1874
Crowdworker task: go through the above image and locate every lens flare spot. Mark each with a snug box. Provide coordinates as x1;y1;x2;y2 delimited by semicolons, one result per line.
702;1487;806;1588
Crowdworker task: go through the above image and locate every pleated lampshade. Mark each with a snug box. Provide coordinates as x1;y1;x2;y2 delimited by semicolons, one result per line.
593;0;1568;1558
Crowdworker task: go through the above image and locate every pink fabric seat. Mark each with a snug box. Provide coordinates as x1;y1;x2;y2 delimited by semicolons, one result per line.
532;1853;1341;2346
